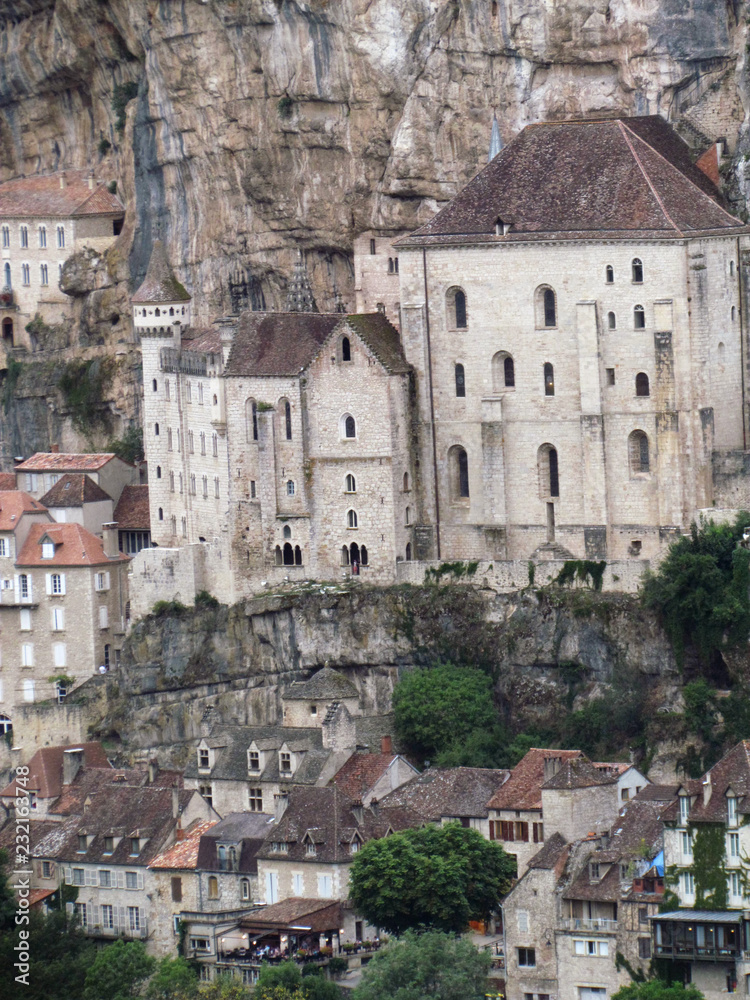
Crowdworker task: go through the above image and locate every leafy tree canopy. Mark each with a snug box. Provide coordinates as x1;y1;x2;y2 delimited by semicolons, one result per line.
256;960;339;1000
392;664;497;764
349;822;515;935
641;514;750;666
352;929;490;1000
146;957;199;1000
612;981;705;1000
0;908;97;1000
83;939;157;1000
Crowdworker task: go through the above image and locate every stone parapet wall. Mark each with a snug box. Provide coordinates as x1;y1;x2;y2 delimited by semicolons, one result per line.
395;558;648;594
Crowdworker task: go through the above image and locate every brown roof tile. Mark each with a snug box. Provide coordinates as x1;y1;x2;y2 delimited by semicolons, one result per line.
132;240;191;304
148;820;219;870
0;171;124;219
15;453;122;472
0;473;17;490
113;484;150;530
542;757;617;790
332;751;404;800
0;490;49;531
16;521;129;567
240;898;342;932
662;739;750;824
183;327;222;353
39;474;112;508
487;749;584;811
0;742;111;799
402;117;747;246
379;766;510;820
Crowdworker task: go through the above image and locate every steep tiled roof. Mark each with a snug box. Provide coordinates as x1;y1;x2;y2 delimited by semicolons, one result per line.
256;786;369;864
662;739;750;824
0;171;124;218
196;813;274;875
342;314;411;374
542;757;617;790
0;473;17;490
184;725;328;784
529;832;569;870
0;742;111;799
132;240;191;304
39;474;112;508
17;521;129;567
113;484;150;529
332;751;408;800
379;766;509;820
0;491;49;531
239;898;342;932
224;313;342;377
487;749;584;811
149;820;219;870
402;117;747;246
284;667;359;702
183;327;222;353
15;453;121;472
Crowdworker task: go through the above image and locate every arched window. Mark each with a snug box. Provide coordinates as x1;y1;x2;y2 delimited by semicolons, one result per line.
535;285;557;328
152;378;158;392
283;525;292;539
190;474;196;495
446;287;468;330
241;879;250;901
349;542;360;565
3;263;10;289
213;394;218;405
607;311;616;330
730;260;736;277
169;306;174;316
405;543;412;561
403;472;410;492
188;431;194;454
606;265;614;284
40;264;48;286
20;226;27;249
1;226;8;249
57;226;65;249
405;506;411;525
294;545;302;565
341;545;350;566
360;545;368;566
544;363;555;396
629;430;650;475
538;444;560;498
388;258;394;273
179;473;183;494
344;415;356;439
38;226;46;248
158;508;164;521
286;480;295;496
732;306;736;322
275;546;282;565
285;400;292;440
155;307;161;317
491;352;514;392
632;258;644;283
635;372;650;397
156;466;161;479
283;542;294;565
455;364;466;397
341;336;351;362
347;509;358;529
448;446;470;501
245;399;258;441
394;258;399;274
208;876;219;900
634;305;645;329
345;474;356;493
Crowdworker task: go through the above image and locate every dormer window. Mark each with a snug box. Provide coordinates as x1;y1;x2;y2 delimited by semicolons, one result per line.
198;748;210;770
271;842;288;854
679;794;690;825
42;540;54;559
590;863;601;881
248;750;260;772
77;834;88;853
130;838;140;856
280;752;292;775
306;841;316;857
728;795;738;827
103;837;114;855
350;839;360;855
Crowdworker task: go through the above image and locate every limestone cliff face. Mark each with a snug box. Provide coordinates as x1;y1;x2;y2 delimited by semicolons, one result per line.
0;0;748;333
91;586;683;776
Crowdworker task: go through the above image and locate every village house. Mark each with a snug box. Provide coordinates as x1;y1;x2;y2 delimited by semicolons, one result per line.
655;739;750;998
29;758;215;953
14;452;136;505
113;484;152;555
38;474;115;535
0;740;111;819
331;741;418;806
0;170;124;349
503;783;674;1000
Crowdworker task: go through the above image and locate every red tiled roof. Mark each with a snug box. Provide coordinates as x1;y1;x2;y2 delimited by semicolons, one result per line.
0;742;111;799
29;887;56;907
240;898;342;932
15;452;122;472
183;328;222;353
132;240;191;304
542;757;617;790
0;171;124;218
39;474;112;508
149;820;218;870
113;484;150;530
0;473;17;490
402;117;748;246
0;491;49;531
487;749;584;811
16;521;129;567
332;751;402;799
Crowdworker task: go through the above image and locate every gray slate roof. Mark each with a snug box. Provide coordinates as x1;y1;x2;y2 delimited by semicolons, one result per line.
378;766;509;821
283;667;359;701
185;725;328;784
132;240;191;304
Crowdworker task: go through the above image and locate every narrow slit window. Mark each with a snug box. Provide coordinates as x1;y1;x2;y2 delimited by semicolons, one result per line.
455;363;466;397
544;363;555;396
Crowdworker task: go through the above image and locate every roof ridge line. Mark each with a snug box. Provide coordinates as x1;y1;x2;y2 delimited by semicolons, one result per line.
621;120;743;229
617;122;683;236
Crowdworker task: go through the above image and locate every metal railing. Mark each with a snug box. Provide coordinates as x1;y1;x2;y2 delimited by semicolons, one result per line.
561;917;618;932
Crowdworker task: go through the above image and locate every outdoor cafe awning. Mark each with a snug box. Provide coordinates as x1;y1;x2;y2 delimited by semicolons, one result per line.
650;911;744;923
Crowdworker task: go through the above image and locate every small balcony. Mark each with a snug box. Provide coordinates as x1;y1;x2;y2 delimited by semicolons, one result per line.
561;917;618;932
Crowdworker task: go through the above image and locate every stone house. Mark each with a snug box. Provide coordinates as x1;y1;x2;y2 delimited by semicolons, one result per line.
0;170;124;349
395;115;750;563
1;519;129;714
0;740;111;819
353;231;406;330
503;786;673;1000
331;742;418;806
655;739;750;999
38;474;115;535
14;452;136;505
113;484;152;555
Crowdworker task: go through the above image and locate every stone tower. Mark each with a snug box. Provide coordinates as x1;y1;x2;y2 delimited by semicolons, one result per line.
132;240;192;336
285;250;318;313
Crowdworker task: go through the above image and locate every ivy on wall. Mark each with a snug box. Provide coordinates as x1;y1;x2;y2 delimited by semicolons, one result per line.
690;824;729;910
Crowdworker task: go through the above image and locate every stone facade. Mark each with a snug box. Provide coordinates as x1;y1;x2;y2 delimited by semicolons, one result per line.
353;231;407;330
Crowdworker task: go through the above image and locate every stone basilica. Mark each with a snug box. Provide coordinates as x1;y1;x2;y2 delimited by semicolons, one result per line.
132;115;750;609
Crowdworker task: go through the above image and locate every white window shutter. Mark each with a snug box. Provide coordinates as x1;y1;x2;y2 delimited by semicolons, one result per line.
137;872;144;890
85;869;96;886
117;871;125;889
27;577;32;600
65;866;72;884
50;862;56;878
13;575;19;603
34;860;41;877
45;574;52;595
60;573;66;595
105;572;111;590
91;904;99;927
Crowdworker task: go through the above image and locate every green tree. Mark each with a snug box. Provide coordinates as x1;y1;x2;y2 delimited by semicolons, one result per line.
256;961;339;1000
612;980;705;999
352;930;490;1000
641;514;750;666
392;664;497;764
83;939;156;1000
0;908;97;1000
349;822;515;935
0;848;17;931
146;957;199;1000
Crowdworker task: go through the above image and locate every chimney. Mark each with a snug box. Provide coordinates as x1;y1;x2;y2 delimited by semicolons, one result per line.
63;748;85;786
380;735;392;756
102;522;119;558
274;793;289;822
59;173;66;190
87;170;95;190
543;756;562;781
50;443;59;454
215;316;238;366
172;786;180;819
370;797;378;817
703;776;712;806
148;760;158;784
352;799;364;825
